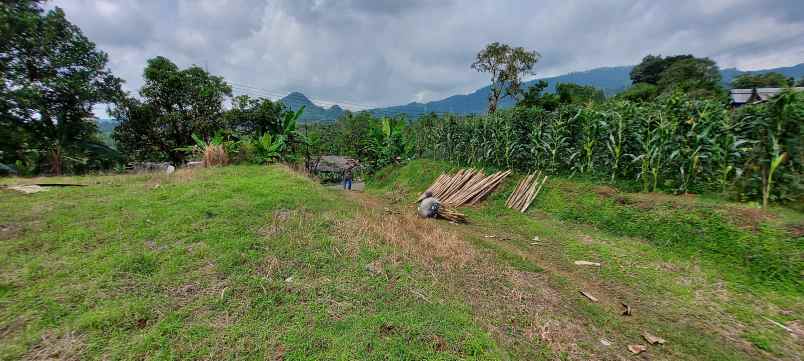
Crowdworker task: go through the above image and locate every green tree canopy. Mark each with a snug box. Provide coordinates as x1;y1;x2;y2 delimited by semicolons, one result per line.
516;80;560;111
1;0;124;174
113;56;231;163
656;57;722;97
556;83;605;104
731;72;792;89
618;82;658;102
629;54;694;85
471;42;540;113
225;95;286;135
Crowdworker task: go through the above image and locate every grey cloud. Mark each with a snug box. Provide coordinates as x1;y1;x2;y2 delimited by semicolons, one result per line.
53;0;804;109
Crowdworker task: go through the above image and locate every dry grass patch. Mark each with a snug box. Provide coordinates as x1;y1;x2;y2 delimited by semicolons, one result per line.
22;330;85;361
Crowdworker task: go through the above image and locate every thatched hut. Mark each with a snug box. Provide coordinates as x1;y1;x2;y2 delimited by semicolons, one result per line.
310;155;360;182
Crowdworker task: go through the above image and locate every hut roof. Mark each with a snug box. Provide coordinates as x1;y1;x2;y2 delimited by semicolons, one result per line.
314;155;359;173
730;87;804;105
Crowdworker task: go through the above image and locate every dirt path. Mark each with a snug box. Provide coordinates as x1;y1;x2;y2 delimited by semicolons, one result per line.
334;189;777;361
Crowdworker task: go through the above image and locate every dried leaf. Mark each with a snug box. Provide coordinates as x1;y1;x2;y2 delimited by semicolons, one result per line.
627;344;647;354
580;290;598;302
574;260;601;266
642;332;666;345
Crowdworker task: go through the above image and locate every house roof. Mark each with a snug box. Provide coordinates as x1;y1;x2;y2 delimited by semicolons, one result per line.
730;87;804;104
313;155;359;172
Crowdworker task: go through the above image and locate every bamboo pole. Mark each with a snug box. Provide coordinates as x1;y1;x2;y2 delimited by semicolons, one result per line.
469;170;511;204
521;175;547;212
508;173;534;209
506;173;532;207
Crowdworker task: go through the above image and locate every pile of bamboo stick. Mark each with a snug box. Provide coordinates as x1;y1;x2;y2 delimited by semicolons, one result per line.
435;205;466;223
418;168;512;207
506;171;548;213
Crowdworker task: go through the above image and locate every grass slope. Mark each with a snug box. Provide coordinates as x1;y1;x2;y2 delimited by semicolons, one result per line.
0;166;501;360
368;160;804;360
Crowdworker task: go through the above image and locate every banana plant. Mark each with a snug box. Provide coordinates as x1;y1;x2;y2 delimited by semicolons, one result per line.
252;133;285;164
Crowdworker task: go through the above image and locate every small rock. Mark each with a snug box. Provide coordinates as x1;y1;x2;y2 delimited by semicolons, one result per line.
187;161;203;168
285;276;293;283
642;332;666;345
8;185;49;194
365;260;384;275
165;165;176;174
600;338;612;346
627;344;647;354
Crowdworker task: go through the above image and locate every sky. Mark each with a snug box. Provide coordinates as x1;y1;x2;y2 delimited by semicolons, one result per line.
52;0;804;110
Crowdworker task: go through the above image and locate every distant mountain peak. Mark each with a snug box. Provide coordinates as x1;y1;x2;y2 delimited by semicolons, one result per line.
278;62;804;122
281;91;315;107
279;91;344;123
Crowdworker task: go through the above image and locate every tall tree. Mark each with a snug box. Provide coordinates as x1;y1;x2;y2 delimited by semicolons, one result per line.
113;57;231;163
225;95;286;135
1;0;123;174
629;54;693;85
656;57;722;97
731;72;792;89
471;42;540;113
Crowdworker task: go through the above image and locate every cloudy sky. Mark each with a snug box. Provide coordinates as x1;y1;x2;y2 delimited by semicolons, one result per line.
53;0;804;109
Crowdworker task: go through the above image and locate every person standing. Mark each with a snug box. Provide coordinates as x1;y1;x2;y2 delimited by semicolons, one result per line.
343;166;353;190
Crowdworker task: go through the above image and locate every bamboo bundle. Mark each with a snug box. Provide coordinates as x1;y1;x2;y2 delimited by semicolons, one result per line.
419;168;511;208
506;171;548;212
435;206;467;223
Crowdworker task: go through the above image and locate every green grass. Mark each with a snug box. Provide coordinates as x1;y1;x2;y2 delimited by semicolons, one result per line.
532;179;803;295
368;160;804;361
3;161;801;360
0;166;502;360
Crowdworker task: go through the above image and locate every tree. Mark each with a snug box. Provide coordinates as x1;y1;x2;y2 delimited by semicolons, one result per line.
472;42;540;113
1;1;123;174
797;77;804;87
618;83;658;102
731;72;791;89
517;80;560;111
225;95;285;135
113;56;231;163
630;54;693;85
656;57;722;97
556;83;605;104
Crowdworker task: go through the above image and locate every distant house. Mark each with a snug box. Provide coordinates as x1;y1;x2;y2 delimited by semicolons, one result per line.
729;87;804;107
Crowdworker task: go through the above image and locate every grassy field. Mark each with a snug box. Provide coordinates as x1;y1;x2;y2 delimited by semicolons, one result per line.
0;166;502;360
369;160;804;360
2;162;802;360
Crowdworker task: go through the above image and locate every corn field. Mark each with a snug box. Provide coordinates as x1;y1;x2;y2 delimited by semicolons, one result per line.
404;90;803;204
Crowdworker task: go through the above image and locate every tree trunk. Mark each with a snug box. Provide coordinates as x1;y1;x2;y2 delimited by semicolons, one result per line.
488;91;500;114
49;146;62;176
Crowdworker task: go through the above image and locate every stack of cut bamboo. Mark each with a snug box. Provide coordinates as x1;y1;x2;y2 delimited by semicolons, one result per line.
506;171;548;213
435;205;466;223
418;168;512;207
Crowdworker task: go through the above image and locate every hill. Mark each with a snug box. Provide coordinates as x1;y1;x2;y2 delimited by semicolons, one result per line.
367;63;804;118
279;91;344;122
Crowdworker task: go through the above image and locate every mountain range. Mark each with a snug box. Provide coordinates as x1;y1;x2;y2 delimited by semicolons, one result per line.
280;62;804;122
